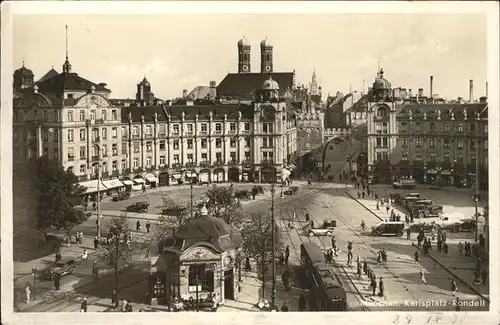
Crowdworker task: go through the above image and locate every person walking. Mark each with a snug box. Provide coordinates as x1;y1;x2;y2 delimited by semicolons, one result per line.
25;285;31;304
93;236;99;250
378;277;385;297
55;251;62;263
406;229;411;240
298;294;306;311
54;273;61;291
371;277;377;296
418;269;427;284
119;298;125;312
281;269;291;291
146;221;151;233
451;279;457;296
455;297;461;311
80;297;88;313
443;242;449;256
136;220;141;232
363;259;368;275
458;242;463;256
414;251;419;262
111;290;117;308
285;245;290;265
92;261;99;279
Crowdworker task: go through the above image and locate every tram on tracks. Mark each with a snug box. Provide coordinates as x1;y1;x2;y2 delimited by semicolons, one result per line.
300;242;347;311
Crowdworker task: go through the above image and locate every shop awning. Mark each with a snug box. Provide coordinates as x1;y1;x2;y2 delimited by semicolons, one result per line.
172;174;182;180
101;178;125;189
441;170;452;175
145;174;158;182
79;180;108;194
121;179;133;186
133;178;145;184
185;171;197;178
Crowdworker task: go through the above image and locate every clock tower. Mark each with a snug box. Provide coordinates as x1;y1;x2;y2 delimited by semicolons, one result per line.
237;37;251;73
260;37;273;73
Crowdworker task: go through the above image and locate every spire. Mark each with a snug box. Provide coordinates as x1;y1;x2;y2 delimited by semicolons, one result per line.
62;25;72;73
22;57;25;67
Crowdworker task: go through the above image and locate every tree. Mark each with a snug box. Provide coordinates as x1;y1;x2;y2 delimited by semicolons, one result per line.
240;212;284;300
204;185;243;225
100;214;136;304
31;156;88;235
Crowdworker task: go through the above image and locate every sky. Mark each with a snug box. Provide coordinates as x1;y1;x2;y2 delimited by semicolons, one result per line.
13;13;487;100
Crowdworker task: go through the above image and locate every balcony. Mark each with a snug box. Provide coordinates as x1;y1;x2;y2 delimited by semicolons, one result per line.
199;161;211;167
241;130;251;135
261;159;275;165
92;156;100;161
242;159;252;166
374;115;390;122
214;130;223;135
172;132;180;137
199;131;208;136
122;134;128;139
185;132;194;136
213;161;225;167
132;134;140;139
78;175;88;181
228;160;239;166
228;130;237;135
68;156;75;162
145;134;154;139
112;170;120;177
185;162;195;168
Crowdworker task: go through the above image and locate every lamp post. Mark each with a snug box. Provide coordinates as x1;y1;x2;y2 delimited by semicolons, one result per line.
270;168;276;310
31;267;37;300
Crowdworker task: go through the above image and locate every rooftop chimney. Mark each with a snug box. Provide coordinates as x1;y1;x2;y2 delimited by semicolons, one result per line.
183;89;188;98
418;88;424;97
430;76;434;99
469;80;474;103
209;81;216;88
408;89;412;97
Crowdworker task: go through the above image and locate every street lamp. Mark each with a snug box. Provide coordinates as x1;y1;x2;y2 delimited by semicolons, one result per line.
31;267;37;300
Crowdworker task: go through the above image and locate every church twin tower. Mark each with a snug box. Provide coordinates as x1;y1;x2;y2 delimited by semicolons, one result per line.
237;37;273;74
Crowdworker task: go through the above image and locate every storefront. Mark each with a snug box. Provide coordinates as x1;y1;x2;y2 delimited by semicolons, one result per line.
184;170;198;184
121;178;134;192
241;168;252;182
199;169;210;184
227;168;240;183
171;173;183;185
427;169;438;184
79;179;108;201
145;173;158;188
213;168;225;183
132;176;145;191
158;172;170;187
101;178;126;196
440;170;453;185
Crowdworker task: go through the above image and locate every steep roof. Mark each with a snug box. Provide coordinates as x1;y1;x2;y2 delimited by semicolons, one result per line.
397;103;488;119
187;86;216;100
217;72;294;100
37;68;59;83
120;103;254;122
34;72;110;93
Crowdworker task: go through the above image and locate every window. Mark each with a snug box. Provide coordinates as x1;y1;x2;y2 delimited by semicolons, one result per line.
263;124;268;133
102;110;107;121
244;122;250;131
159;124;166;136
173;140;180;150
122;160;126;170
90;110;96;120
146;125;152;136
215;138;222;148
230;138;236;148
201;123;208;133
188;265;214;293
121;127;127;138
67;111;74;122
244;152;250;160
230;122;236;131
444;154;450;163
112;110;118;120
457;155;464;164
415;153;422;162
43;147;49;156
79;110;85;121
401;152;408;162
457;124;463;132
444;123;450;132
112;127;118;138
187;153;193;162
201;153;208;162
146;157;152;168
102;128;107;140
80;165;86;174
42;130;48;142
470;140;476;150
112;144;118;156
484;124;488;133
159;156;166;165
215;123;222;133
187;139;193;149
68;129;74;142
112;161;118;171
80;146;86;159
444;138;450;148
91;146;97;157
470;123;475;132
375;123;382;134
146;142;153;152
382;137;388;147
102;145;107;157
415;122;421;131
53;148;58;159
133;158;139;168
484;140;488;150
133;142;140;153
244;137;250;147
457;140;464;149
68;147;75;161
382;122;388;134
430;153;436;162
471;155;476;166
230;152;236;162
429;138;436;148
401;138;408;147
173;155;180;164
415;137;422;147
67;166;74;174
133;126;139;137
216;152;222;162
80;128;86;141
263;137;268;147
122;143;127;155
173;124;180;134
160;141;166;151
186;124;193;134
201;139;208;149
376;138;381;147
429;122;435;131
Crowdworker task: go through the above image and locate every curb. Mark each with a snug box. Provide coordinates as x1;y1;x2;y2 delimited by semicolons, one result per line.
344;191;383;221
411;242;490;303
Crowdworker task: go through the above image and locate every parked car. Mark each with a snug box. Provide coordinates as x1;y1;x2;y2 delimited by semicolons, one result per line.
284;187;299;195
40;259;76;280
450;218;477;233
126;201;149;212
408;222;438;234
234;189;251;200
409;205;443;219
304;219;336;237
371;221;405;237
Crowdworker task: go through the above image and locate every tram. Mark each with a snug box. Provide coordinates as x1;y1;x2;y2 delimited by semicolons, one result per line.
300;242;347;311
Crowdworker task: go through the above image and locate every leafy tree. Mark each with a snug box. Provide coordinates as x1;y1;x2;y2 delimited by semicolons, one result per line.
204;185;242;225
100;214;136;303
240;212;284;299
31;156;88;235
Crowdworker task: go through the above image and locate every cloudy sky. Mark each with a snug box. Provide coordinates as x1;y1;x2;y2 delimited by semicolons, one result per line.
13;13;487;100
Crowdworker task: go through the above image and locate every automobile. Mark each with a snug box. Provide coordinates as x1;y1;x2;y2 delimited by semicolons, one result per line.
284;187;299;195
40;259;76;280
388;193;404;205
450;218;477;233
409;205;443;219
112;191;131;202
371;221;405;237
408;222;438;234
304;219;336;237
126;201;149;212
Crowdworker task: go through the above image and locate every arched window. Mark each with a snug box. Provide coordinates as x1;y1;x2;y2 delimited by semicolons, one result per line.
376;107;388;117
188;264;214;292
102;128;107;140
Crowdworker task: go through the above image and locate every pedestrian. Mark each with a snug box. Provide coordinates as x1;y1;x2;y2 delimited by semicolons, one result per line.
75;232;79;244
55;251;62;262
451;279;457;296
92;202;97;211
362;191;365;199
427;238;432;251
79;231;84;244
371;277;377;296
331;236;336;250
280;302;289;312
92;261;99;279
418;269;427;284
455;297;461;311
305;213;310;222
310;220;314;229
376;202;379;210
126;301;133;312
292;210;297;221
481;268;488;286
81;249;88;260
25;285;31;304
406;229;411;240
111;290;117;308
298;294;306;311
282;269;291;291
367;188;371;196
386;205;390;213
437;238;442;252
443;242;449;256
136;220;141;232
80;297;88;313
357;191;361;199
54;273;61;291
285;245;290;265
357;263;362;279
363;259;368;275
458;242;463;256
378;277;385;296
93;236;99;250
146;221;151;233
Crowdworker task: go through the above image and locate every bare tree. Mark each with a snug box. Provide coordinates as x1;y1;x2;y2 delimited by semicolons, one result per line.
204;185;243;225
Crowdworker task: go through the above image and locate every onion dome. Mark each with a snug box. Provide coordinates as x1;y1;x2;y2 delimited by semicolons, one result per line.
237;36;250;47
372;68;391;90
260;37;272;48
14;64;34;77
263;76;279;90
